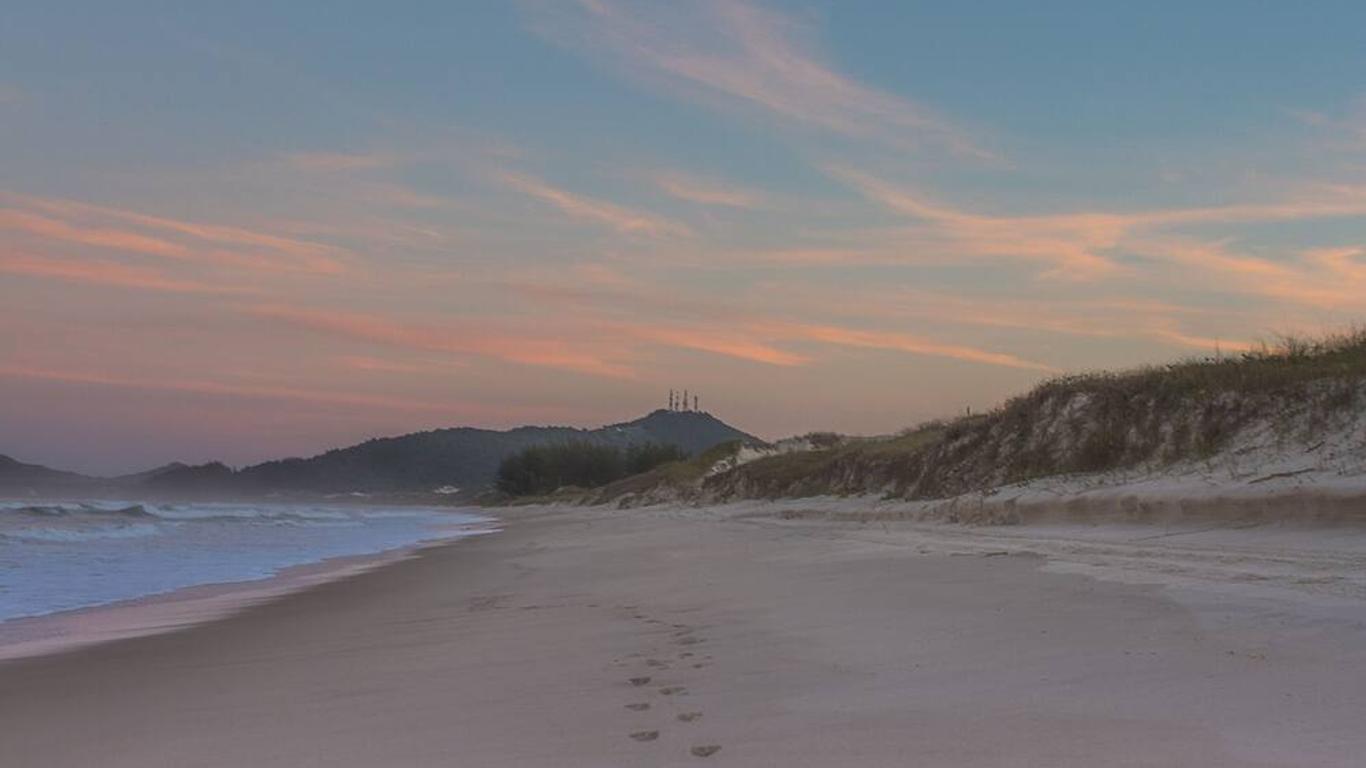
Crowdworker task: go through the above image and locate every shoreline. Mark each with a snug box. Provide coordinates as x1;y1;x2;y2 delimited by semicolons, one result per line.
4;502;1366;766
0;518;500;662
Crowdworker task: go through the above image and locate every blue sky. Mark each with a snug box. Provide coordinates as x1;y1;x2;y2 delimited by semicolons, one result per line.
3;1;1366;473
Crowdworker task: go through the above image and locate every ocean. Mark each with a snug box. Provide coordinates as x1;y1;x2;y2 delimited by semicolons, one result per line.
0;499;493;623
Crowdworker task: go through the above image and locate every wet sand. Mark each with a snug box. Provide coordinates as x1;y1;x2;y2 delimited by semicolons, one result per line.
3;502;1366;766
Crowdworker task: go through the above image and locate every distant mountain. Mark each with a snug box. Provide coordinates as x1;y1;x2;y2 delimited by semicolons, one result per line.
230;410;758;494
145;461;236;492
0;410;760;498
0;454;93;495
110;462;191;484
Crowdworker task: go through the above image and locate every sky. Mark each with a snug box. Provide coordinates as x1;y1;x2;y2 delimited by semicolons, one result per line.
4;1;1366;474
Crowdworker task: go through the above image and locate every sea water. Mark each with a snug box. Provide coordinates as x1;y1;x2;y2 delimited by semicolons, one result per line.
0;500;492;622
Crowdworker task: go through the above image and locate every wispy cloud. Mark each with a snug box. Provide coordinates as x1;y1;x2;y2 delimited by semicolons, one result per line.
753;282;1259;354
505;262;1061;371
628;325;811;366
247;304;637;379
826;167;1130;278
0;252;245;294
654;171;765;208
2;209;192;260
2;192;348;275
1295;96;1366;153
1140;238;1366;311
534;0;990;158
828;166;1366;281
497;171;690;237
0;365;484;416
282;151;397;171
771;322;1057;372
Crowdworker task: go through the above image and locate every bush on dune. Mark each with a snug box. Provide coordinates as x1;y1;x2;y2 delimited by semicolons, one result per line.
495;441;688;496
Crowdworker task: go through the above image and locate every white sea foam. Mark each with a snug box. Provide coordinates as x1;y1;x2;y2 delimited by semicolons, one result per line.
0;500;492;622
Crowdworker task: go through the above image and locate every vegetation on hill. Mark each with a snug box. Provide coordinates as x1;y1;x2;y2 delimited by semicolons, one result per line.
230;409;755;494
600;329;1366;506
495;441;687;496
0;409;759;497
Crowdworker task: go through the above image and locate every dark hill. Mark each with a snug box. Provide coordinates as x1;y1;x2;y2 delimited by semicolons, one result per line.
0;454;93;494
1;411;760;497
235;410;758;493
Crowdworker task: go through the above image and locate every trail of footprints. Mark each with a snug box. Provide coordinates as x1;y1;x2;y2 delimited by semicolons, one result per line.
616;605;723;759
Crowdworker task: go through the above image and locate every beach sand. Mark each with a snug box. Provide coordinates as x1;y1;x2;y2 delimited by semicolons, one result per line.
3;501;1366;767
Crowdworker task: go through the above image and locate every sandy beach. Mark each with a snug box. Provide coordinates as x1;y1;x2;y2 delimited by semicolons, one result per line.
4;501;1366;767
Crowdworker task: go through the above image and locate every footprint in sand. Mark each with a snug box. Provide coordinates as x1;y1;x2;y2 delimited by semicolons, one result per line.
629;676;652;687
625;703;651;711
629;731;660;742
677;712;702;723
691;745;721;757
676;637;704;646
645;659;669;668
658;686;687;696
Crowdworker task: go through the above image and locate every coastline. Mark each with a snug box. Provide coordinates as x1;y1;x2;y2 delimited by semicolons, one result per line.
4;502;1366;766
0;516;499;662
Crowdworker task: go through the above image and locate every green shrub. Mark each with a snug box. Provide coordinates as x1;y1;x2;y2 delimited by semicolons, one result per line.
495;441;687;496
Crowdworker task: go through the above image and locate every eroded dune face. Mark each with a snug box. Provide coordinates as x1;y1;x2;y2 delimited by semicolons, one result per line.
602;370;1366;513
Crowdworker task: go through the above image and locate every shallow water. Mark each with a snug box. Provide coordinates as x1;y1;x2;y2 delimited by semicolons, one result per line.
0;499;490;621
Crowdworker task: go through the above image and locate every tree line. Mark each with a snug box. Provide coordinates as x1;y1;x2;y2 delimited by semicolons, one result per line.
495;441;688;496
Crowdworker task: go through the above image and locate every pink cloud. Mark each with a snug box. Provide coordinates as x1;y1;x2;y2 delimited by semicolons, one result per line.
771;322;1057;372
627;325;811;367
247;304;637;379
828;166;1366;281
3;192;348;275
0;365;494;417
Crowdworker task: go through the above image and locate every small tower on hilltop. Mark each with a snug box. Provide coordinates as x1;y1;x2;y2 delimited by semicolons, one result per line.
669;389;675;411
682;389;689;412
693;394;699;412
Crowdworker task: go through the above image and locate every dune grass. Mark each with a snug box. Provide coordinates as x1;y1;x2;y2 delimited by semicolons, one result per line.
697;327;1366;501
574;328;1366;505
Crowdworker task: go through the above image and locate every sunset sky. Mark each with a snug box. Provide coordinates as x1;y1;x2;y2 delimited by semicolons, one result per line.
5;1;1366;474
